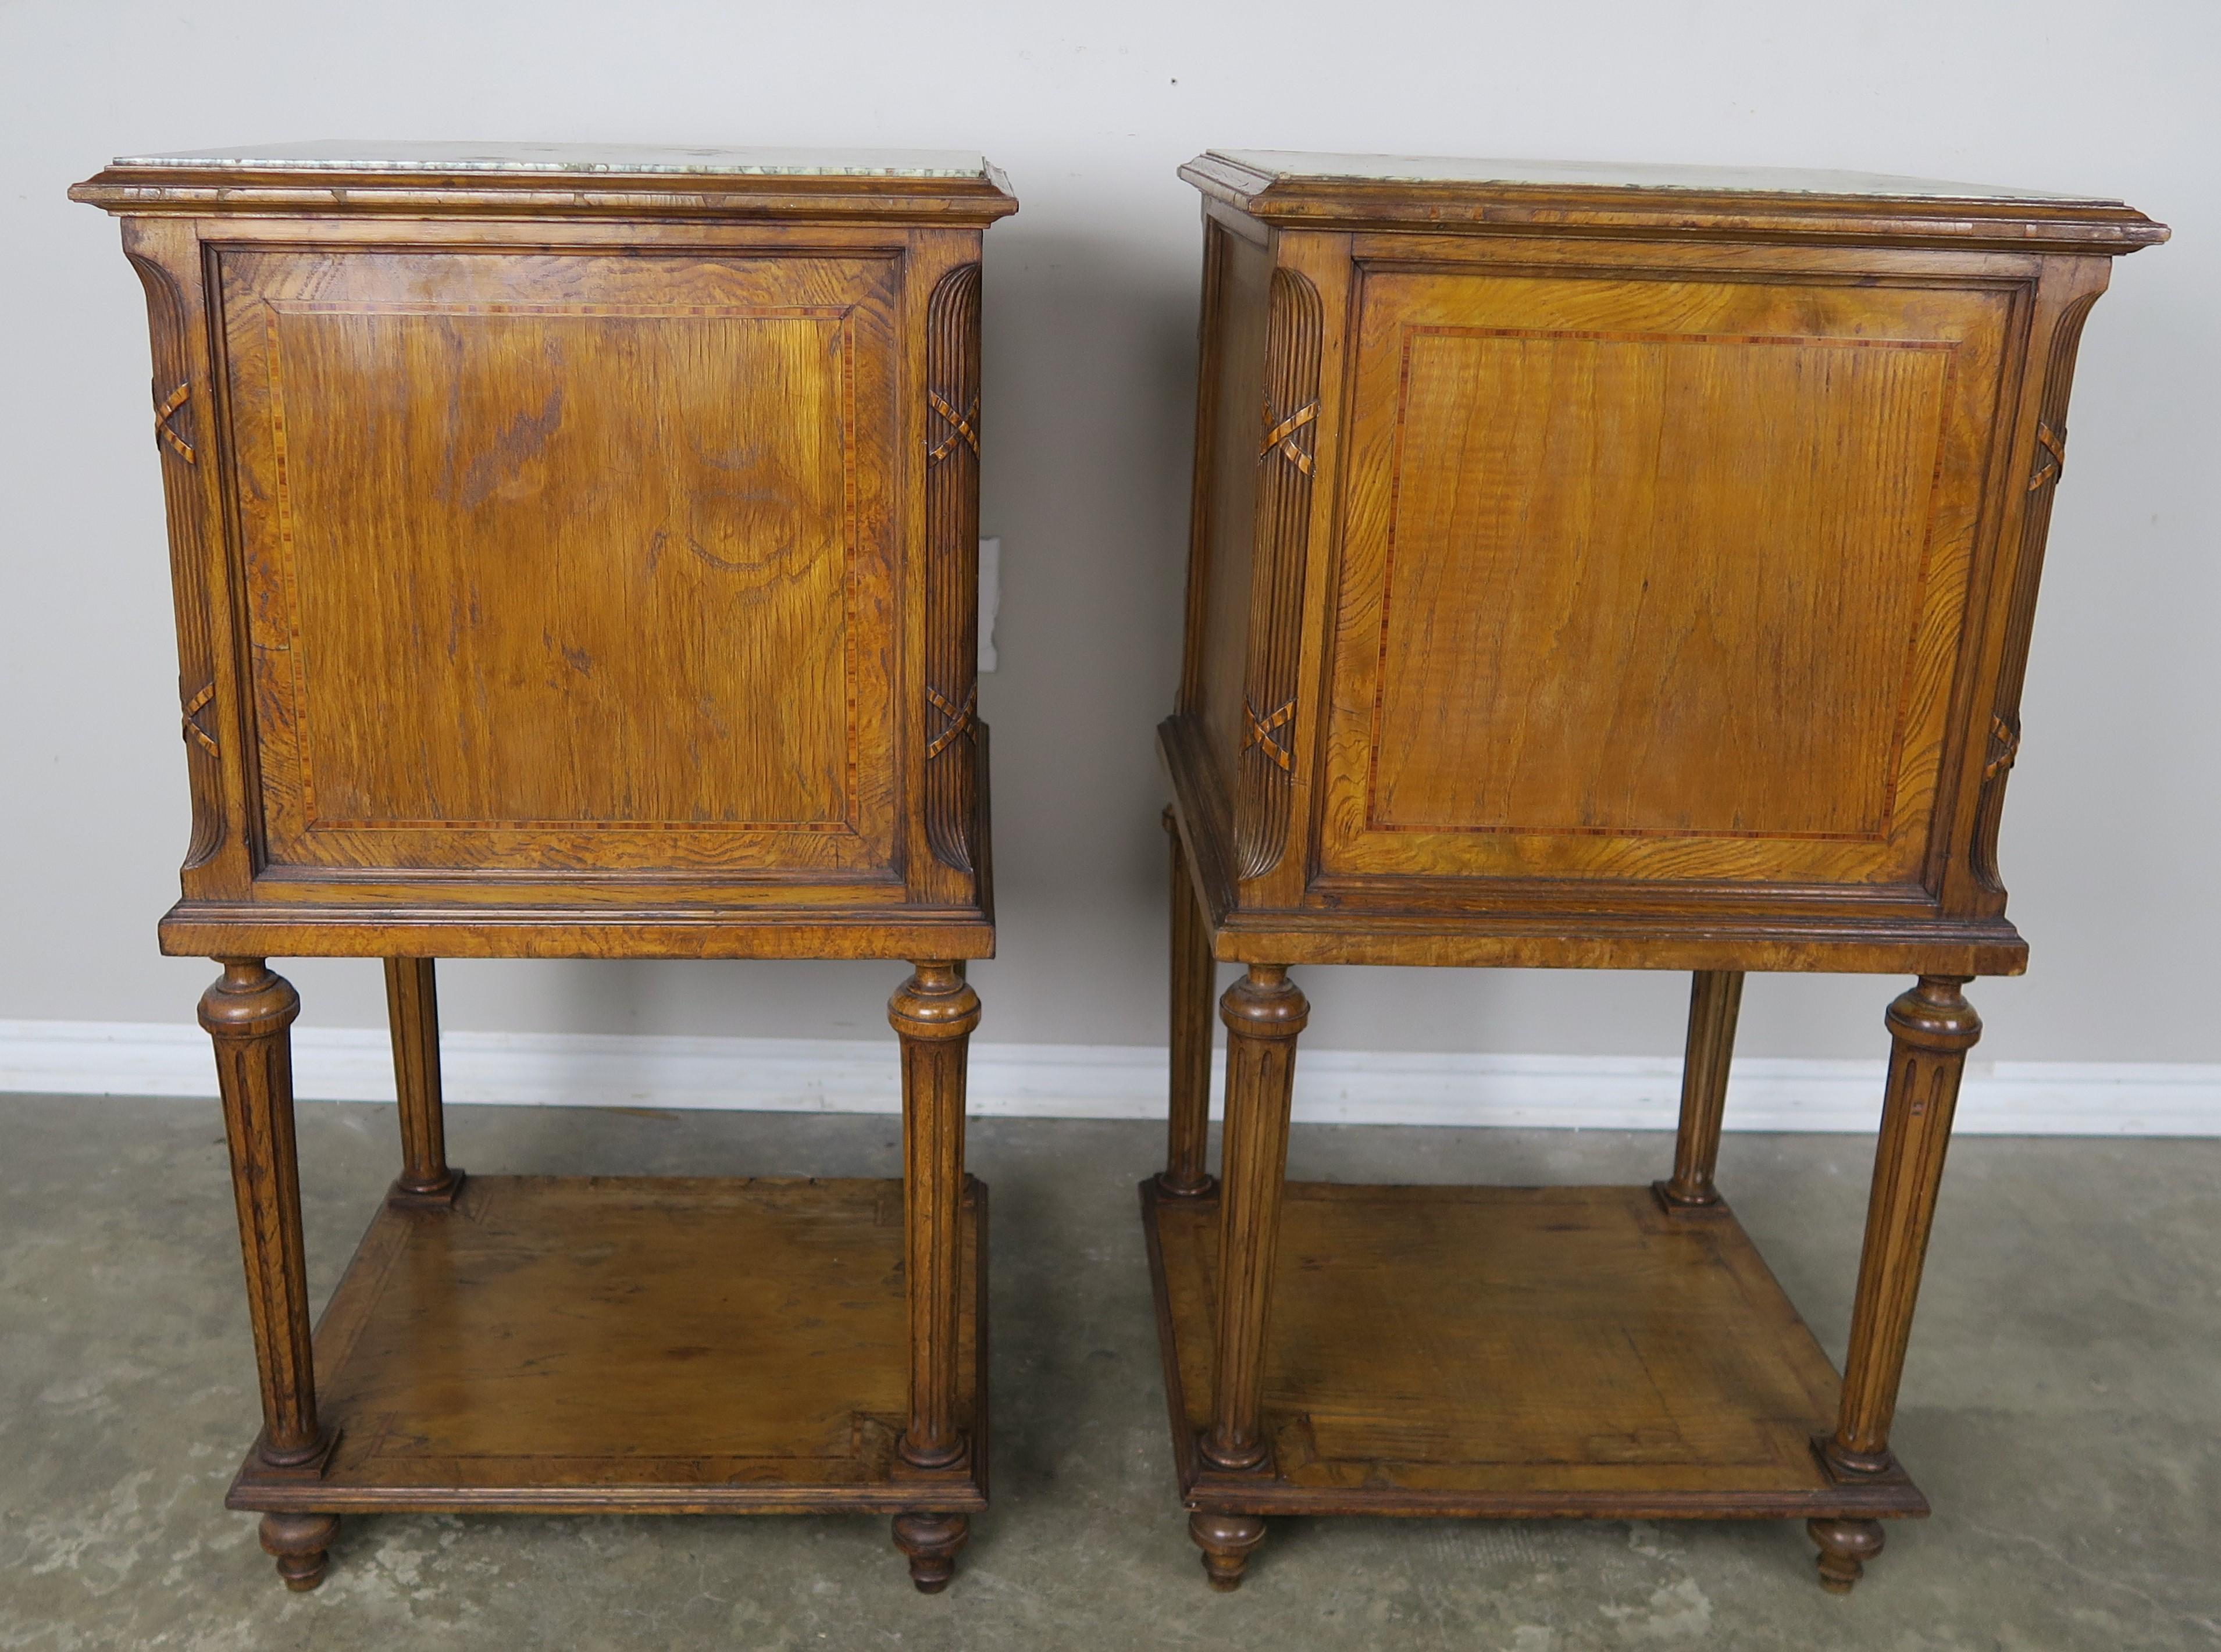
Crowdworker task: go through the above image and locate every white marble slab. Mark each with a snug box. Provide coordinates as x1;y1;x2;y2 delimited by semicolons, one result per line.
110;141;996;179
1207;149;2094;203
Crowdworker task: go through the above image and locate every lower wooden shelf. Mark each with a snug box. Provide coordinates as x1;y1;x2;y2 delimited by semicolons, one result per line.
1142;1178;1924;1521
231;1175;987;1517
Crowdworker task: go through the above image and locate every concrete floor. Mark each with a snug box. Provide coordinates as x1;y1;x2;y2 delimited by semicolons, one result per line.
1;1094;2215;1651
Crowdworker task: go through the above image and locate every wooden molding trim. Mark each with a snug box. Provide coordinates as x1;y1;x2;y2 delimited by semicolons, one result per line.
1178;154;2170;254
71;167;1020;226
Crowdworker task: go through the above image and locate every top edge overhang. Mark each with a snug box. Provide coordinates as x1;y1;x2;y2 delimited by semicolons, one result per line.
1181;150;2166;255
71;142;1019;224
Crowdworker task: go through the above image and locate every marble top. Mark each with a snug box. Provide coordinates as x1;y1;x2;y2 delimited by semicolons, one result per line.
1206;150;2097;204
108;142;998;179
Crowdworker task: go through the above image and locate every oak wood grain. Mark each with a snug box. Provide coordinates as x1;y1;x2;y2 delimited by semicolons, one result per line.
81;170;1011;955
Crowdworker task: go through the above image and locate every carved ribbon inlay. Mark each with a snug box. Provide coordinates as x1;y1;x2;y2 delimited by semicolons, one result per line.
925;683;976;761
1243;696;1295;772
1259;399;1318;476
1982;714;2020;782
927;388;979;464
155;381;195;463
1232;266;1324;883
2026;420;2065;492
181;680;219;755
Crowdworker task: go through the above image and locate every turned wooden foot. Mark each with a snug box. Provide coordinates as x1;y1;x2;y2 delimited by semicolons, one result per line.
1808;1517;1884;1593
892;1512;969;1593
259;1511;339;1592
1189;1510;1267;1591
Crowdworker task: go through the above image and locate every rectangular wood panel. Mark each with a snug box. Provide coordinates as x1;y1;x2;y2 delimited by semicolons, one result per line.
1322;267;2014;890
220;249;903;876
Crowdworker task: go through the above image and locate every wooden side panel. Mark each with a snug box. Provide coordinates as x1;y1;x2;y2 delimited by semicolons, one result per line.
1322;266;2016;890
1192;231;1274;795
217;248;901;876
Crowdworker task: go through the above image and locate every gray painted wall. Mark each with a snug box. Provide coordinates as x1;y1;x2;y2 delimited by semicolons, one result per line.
3;0;2213;1066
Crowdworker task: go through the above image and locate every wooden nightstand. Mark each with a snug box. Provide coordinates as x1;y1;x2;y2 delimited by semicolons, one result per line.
1147;150;2164;1592
72;142;1015;1593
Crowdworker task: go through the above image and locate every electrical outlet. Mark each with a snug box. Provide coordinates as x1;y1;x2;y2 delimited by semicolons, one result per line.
979;537;1001;672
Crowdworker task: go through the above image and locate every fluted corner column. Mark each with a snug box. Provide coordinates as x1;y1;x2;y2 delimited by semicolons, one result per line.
888;962;981;1473
1198;964;1307;1475
1826;976;1982;1478
201;959;341;1593
201;959;322;1467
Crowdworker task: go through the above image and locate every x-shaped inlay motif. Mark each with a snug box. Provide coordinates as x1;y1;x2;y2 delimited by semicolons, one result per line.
1259;398;1318;476
925;683;977;759
928;390;979;465
2027;421;2066;491
181;682;218;755
1243;697;1295;772
154;381;195;464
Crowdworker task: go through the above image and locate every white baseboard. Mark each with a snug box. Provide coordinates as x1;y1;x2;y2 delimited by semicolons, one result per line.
3;1018;2218;1135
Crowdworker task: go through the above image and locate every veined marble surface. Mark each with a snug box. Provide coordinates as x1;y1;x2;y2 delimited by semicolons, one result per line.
109;141;997;179
1206;149;2098;204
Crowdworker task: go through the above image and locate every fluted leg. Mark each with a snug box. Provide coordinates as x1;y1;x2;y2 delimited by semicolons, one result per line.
888;962;979;1590
1192;965;1306;1587
1160;807;1217;1198
1660;970;1744;1207
1813;976;1980;1590
201;961;337;1588
384;957;460;1202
